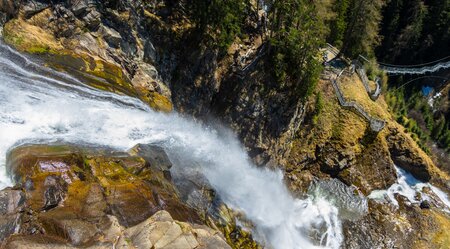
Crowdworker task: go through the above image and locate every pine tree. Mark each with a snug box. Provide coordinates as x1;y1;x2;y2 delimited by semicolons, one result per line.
189;0;248;52
327;0;350;47
267;0;325;99
340;0;384;57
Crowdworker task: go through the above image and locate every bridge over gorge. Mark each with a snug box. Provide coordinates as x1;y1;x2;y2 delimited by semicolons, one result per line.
326;44;450;100
358;55;450;76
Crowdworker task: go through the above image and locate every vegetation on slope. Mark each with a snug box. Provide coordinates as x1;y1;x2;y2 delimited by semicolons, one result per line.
267;0;326;100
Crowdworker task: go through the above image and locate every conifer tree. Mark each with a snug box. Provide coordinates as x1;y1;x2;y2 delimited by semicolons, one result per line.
267;0;325;99
340;0;384;57
327;0;350;47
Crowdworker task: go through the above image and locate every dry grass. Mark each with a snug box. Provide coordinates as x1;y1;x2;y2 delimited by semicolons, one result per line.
339;74;390;120
338;74;450;182
3;18;64;54
289;72;450;186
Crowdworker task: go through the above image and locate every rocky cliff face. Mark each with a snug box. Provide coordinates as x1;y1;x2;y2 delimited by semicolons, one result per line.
0;1;449;248
0;0;304;165
0;143;234;248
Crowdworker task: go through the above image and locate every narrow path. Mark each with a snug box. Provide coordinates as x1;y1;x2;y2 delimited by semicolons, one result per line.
328;68;385;132
325;44;381;101
354;59;382;100
323;45;385;132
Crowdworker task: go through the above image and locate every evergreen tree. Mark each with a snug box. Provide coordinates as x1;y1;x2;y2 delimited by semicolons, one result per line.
377;0;449;63
189;0;248;52
340;0;384;57
327;0;350;47
267;0;325;99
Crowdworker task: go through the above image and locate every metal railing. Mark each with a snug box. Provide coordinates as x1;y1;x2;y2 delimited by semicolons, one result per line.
331;68;385;132
380;61;450;75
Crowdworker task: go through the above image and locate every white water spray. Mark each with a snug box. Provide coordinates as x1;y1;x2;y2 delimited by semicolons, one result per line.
0;43;343;248
369;165;450;212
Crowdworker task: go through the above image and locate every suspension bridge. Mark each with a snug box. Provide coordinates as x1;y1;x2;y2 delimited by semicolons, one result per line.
358;55;450;76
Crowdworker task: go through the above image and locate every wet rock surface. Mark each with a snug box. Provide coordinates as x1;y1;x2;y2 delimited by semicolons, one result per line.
0;1;449;249
3;210;231;249
387;126;432;182
1;0;173;111
0;143;231;248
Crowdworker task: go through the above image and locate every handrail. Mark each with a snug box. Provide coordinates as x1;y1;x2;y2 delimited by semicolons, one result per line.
354;59;381;100
326;43;339;56
378;55;450;67
380;61;450;75
330;68;385;132
358;54;450;75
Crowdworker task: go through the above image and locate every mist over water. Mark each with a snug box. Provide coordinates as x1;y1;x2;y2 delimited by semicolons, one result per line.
0;43;343;248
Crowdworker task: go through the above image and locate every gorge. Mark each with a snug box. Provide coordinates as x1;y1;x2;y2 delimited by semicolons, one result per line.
0;0;449;248
0;40;344;248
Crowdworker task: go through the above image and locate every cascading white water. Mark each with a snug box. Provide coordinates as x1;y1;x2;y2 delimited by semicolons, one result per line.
0;42;343;249
368;165;450;212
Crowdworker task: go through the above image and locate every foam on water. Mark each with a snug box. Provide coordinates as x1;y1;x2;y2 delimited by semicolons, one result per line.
0;43;343;248
368;165;450;212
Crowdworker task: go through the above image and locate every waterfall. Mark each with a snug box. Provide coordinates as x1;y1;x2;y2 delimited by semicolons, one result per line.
0;42;343;249
368;165;450;213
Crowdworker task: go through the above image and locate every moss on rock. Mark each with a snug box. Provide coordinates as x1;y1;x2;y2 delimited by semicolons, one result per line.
6;144;199;231
3;18;62;54
2;16;173;112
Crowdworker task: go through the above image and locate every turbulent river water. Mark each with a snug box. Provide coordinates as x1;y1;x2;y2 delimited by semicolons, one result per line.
0;43;344;248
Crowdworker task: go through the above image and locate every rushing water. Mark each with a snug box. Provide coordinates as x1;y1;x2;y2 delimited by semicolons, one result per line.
369;165;450;212
0;43;344;248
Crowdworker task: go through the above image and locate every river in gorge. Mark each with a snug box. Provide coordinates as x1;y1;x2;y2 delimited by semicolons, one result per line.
0;42;348;248
3;39;450;249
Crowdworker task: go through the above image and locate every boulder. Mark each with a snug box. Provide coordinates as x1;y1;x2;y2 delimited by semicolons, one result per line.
6;144;85;184
2;235;81;249
0;214;21;242
2;144;201;246
0;188;24;215
98;24;122;48
386;127;431;182
128;143;172;177
21;1;49;19
2;211;232;249
39;214;99;246
0;188;25;241
69;0;94;16
41;175;67;211
420;200;431;209
123;210;231;249
82;9;101;29
106;182;159;227
0;0;19;23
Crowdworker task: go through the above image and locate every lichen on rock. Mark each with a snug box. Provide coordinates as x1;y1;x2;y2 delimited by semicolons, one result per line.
1;5;173;112
1;143;229;248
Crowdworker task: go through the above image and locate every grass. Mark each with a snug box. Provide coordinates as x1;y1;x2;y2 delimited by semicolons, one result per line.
339;74;390;120
287;69;450;191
